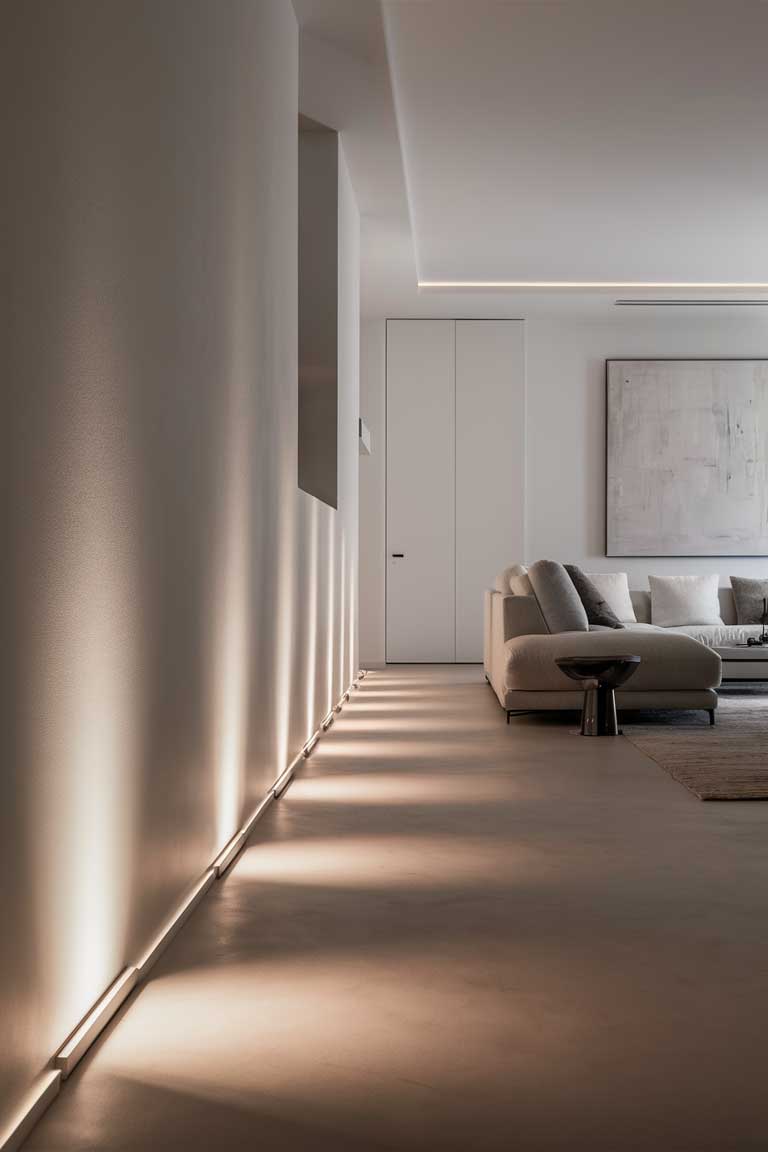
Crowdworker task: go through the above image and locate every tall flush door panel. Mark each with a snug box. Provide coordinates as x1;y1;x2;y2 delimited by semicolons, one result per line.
455;321;525;662
386;320;455;662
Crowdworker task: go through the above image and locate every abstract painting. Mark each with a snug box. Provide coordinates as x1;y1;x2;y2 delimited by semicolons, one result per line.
606;359;768;556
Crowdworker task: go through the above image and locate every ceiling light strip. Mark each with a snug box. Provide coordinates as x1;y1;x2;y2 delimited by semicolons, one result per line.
0;1072;61;1152
419;280;768;291
615;298;768;306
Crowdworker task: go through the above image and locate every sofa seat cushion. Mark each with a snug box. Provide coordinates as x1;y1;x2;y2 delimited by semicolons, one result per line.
503;629;721;693
594;622;665;635
666;623;765;648
621;622;665;633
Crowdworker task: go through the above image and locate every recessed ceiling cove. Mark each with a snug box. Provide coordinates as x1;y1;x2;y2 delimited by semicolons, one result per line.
383;0;768;287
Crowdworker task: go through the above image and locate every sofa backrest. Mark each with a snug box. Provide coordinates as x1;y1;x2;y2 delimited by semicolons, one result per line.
629;590;651;622
495;568;738;625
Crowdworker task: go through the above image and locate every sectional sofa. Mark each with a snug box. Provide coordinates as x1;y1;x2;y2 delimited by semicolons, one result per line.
484;562;728;721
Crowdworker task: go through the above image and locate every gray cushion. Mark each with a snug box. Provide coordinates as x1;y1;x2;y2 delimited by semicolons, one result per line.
564;564;624;628
527;560;589;633
730;577;768;625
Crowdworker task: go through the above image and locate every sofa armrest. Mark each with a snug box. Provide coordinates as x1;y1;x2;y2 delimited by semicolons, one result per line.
501;593;549;640
486;591;548;704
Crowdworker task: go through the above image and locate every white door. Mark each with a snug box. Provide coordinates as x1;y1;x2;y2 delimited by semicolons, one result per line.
455;321;525;661
386;320;455;662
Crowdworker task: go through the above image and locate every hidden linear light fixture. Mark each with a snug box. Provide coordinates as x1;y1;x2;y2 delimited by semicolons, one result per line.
55;967;139;1077
0;1072;62;1152
615;298;768;307
135;871;217;976
419;280;768;291
0;668;369;1152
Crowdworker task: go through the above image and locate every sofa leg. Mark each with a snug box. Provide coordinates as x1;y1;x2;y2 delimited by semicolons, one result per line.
506;710;511;725
709;709;716;726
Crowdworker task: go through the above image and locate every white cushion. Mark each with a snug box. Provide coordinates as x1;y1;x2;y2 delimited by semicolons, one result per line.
508;564;534;596
649;574;723;628
586;572;637;623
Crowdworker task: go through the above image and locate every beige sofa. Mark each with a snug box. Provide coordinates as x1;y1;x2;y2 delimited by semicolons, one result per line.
484;573;722;721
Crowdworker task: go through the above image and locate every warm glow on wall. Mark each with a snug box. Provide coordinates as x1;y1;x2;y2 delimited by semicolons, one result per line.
274;493;297;778
211;364;252;847
34;286;140;1053
348;559;357;693
326;513;336;713
338;530;347;693
305;501;320;741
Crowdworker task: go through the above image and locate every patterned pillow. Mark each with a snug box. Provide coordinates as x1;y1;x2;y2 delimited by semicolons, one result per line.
731;577;768;625
565;565;624;629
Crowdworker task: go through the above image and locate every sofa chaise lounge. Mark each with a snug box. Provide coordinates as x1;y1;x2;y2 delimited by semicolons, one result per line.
484;563;723;722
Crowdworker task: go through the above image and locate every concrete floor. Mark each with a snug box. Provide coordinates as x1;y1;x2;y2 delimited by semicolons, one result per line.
27;666;768;1151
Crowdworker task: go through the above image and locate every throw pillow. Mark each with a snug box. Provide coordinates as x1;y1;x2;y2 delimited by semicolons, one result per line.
564;565;624;628
585;572;637;623
649;574;722;628
730;576;768;625
527;560;589;633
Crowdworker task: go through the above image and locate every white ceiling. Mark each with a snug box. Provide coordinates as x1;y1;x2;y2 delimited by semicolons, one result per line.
294;0;768;318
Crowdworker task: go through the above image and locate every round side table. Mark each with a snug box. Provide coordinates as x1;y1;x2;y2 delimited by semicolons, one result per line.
555;655;641;736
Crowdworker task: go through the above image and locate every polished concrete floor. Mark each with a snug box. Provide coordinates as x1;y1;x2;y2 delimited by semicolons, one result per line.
27;667;768;1151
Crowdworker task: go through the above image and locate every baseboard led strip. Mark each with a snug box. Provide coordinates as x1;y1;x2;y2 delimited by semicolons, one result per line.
55;967;139;1078
271;750;303;798
212;793;275;877
136;870;216;977
2;671;367;1151
0;1072;61;1152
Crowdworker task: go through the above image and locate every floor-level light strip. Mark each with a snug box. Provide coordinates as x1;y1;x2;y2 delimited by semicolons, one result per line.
271;749;303;798
0;1072;62;1152
212;830;248;877
55;967;139;1078
1;670;368;1152
136;871;216;976
240;792;275;840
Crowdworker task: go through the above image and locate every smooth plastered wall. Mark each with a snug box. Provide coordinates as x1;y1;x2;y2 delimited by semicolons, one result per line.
526;314;768;584
359;312;768;663
0;0;358;1134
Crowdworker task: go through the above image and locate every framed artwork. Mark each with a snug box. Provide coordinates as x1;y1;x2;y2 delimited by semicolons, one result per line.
606;358;768;556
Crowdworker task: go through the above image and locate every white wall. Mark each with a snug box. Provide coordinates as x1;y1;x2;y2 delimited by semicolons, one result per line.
359;311;768;663
527;314;768;585
0;0;358;1136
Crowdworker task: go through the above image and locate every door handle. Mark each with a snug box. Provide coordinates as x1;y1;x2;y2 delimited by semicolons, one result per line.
391;553;404;558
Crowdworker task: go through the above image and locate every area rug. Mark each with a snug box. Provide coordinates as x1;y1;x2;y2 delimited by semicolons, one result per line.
623;694;768;800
